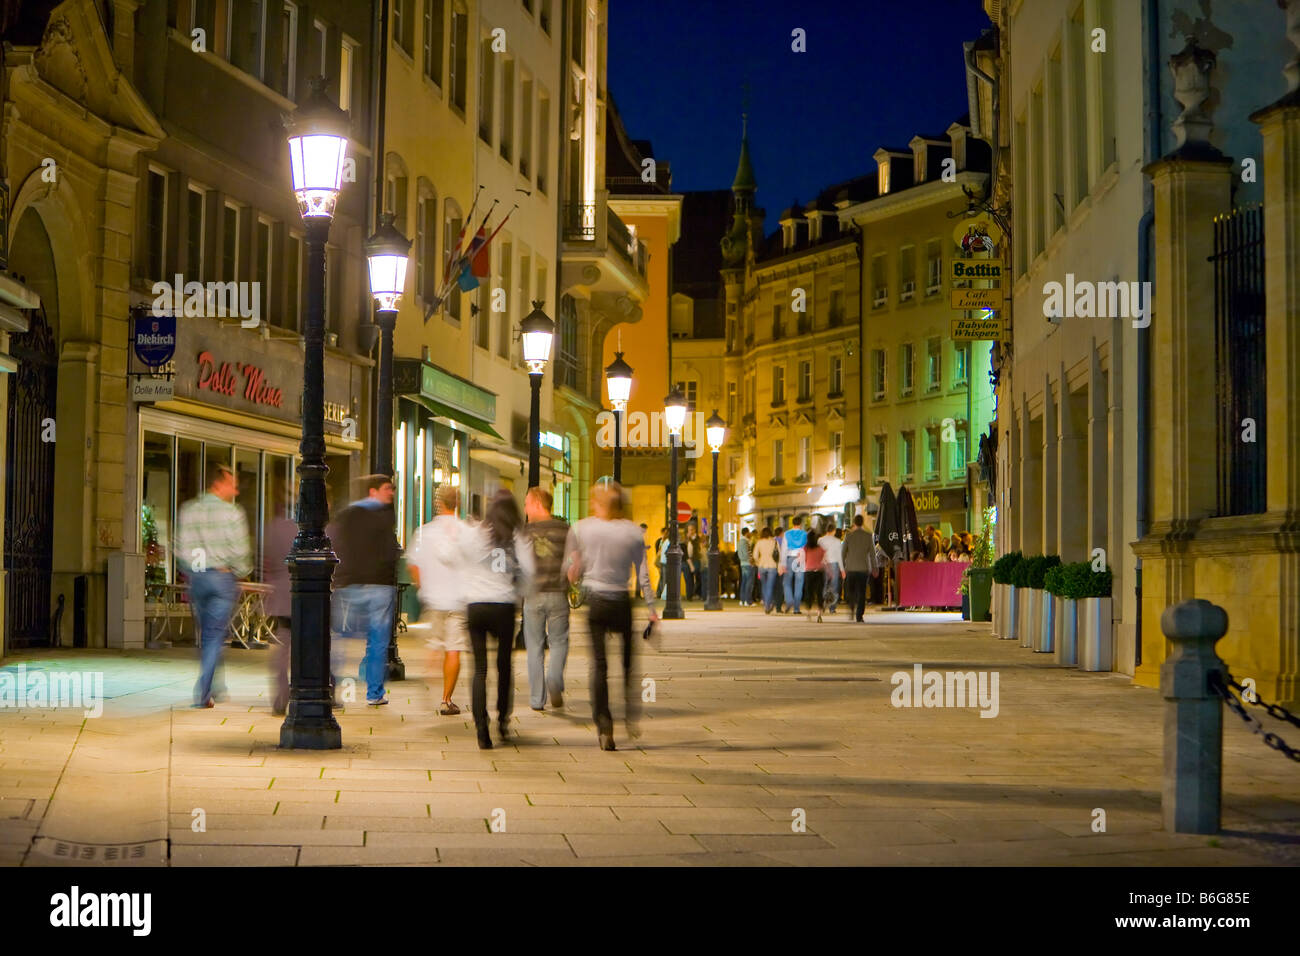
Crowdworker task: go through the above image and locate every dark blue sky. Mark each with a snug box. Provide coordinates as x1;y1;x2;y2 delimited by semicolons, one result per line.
608;0;992;230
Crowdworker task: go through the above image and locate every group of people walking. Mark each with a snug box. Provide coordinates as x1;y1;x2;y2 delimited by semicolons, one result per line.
177;463;656;753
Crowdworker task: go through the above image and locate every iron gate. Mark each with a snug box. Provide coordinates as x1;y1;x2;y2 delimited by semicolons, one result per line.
5;304;57;647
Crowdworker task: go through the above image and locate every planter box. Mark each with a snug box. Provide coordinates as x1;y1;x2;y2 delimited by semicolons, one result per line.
1036;589;1055;652
991;582;1002;636
1004;585;1018;641
1078;596;1114;671
1020;588;1038;648
968;568;993;623
1054;597;1078;666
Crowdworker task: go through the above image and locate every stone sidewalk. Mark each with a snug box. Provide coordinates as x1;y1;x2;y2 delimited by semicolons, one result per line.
1;605;1296;866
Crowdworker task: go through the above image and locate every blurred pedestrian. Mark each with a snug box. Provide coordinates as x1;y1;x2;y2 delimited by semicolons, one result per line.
408;484;470;716
654;527;669;599
521;487;570;711
822;526;843;615
564;481;658;751
325;475;400;706
842;514;877;623
461;490;534;749
737;527;755;606
777;518;807;615
176;462;252;708
682;525;698;599
803;531;826;622
753;527;780;613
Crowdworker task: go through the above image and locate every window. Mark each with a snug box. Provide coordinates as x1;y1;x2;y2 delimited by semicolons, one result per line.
540;0;552;34
953;428;968;477
286;233;301;331
1048;44;1065;236
443;199;463;321
478;32;495;143
499;56;515;162
385;158;409;236
222;201;241;282
829;288;844;327
535;258;547;316
474;286;489;348
416;187;437;303
899;245;916;301
556;295;578;388
186;185;206;282
925;429;939;480
798;436;811;480
953;343;969;385
675;380;698;412
229;0;267;80
729;455;739;478
393;0;412;55
830;354;843;396
872;254;887;308
449;7;468;111
280;2;297;99
537;88;550;193
772;439;784;483
873;435;887;480
339;35;357;112
1067;5;1089;207
517;247;531;366
772;304;784;339
831;431;843;472
871;349;886;401
313;19;327;76
423;0;443;84
519;73;533;178
771;366;785;406
256;216;272;324
926;241;942;295
797;360;811;402
926;337;941;391
900;431;914;478
569;0;584;65
878;161;890;196
900;343;914;396
146;168;169;281
726;382;736;425
497;240;512;358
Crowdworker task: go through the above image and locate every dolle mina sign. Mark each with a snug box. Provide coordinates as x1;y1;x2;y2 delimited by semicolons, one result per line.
196;350;284;409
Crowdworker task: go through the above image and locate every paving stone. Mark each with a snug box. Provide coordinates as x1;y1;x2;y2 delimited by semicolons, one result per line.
172;845;300;866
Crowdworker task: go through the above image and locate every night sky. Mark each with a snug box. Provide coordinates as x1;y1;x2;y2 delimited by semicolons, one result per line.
608;0;992;230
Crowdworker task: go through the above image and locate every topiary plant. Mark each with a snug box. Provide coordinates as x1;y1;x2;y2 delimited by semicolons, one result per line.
1058;562;1113;599
1043;563;1066;597
1025;554;1061;589
991;550;1023;585
1009;553;1039;588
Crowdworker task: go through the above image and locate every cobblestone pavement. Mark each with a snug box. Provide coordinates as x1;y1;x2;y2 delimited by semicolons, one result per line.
1;604;1296;866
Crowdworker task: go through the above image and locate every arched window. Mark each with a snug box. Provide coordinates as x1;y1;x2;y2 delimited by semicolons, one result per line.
442;197;464;321
384;152;410;236
416;177;437;305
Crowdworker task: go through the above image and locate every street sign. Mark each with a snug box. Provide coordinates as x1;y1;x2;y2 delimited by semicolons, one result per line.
951;288;1001;311
676;501;693;523
951;316;1006;340
950;260;1004;284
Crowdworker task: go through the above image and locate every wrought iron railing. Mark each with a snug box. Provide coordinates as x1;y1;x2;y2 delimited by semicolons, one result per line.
1209;205;1266;516
562;202;595;241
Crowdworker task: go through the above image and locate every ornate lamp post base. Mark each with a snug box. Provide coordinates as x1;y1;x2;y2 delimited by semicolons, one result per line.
280;550;342;750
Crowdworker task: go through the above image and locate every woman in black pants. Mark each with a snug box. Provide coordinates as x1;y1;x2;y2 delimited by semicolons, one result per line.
460;490;534;749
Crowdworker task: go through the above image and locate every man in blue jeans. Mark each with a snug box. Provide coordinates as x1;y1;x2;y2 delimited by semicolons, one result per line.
176;462;252;708
737;527;755;606
327;475;401;705
777;519;807;615
520;487;571;710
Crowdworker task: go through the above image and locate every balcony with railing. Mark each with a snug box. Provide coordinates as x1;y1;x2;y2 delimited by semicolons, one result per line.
560;192;650;301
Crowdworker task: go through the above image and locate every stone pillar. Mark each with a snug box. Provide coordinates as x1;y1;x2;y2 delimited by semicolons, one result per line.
1057;363;1086;562
1087;343;1107;557
1160;599;1228;834
1041;376;1058;556
1019;395;1042;552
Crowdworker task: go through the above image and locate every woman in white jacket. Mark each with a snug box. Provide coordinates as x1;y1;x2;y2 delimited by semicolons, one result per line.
460;490;535;749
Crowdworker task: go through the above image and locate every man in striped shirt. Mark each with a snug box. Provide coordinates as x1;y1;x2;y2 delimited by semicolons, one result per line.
177;462;252;707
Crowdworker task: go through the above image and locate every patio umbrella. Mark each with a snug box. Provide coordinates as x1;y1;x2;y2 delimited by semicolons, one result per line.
875;482;902;561
897;485;922;561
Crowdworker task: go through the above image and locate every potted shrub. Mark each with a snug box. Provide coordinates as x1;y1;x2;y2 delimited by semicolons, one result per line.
1045;563;1078;666
1010;554;1040;649
1031;555;1061;652
960;527;995;624
991;551;1023;641
1075;562;1114;671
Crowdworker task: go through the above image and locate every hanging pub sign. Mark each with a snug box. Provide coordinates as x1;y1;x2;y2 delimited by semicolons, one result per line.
132;314;177;370
952;216;1003;254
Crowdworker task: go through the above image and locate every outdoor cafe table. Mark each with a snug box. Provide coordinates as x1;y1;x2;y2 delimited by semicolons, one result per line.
896;561;966;609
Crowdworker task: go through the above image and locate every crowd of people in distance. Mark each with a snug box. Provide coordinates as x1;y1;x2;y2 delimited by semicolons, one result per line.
176;462;655;752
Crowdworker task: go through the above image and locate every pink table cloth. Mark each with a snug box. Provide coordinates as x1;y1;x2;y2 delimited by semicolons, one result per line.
897;561;965;608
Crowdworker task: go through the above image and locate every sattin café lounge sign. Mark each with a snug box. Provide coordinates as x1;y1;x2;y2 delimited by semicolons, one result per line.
196;351;284;409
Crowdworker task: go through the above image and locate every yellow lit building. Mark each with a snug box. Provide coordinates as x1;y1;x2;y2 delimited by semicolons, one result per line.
840;121;996;537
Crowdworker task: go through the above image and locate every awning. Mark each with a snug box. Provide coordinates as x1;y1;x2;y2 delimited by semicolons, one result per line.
402;393;502;440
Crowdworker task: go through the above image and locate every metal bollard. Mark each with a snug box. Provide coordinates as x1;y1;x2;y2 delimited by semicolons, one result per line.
1160;599;1229;834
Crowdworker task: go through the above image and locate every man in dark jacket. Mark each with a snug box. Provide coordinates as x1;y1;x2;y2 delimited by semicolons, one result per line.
327;475;401;705
841;514;879;623
521;487;571;710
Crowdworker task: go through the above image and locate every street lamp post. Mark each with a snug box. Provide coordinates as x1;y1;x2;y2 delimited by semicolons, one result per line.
280;78;349;750
662;386;688;620
604;352;633;484
520;302;555;489
704;410;727;611
365;211;411;681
